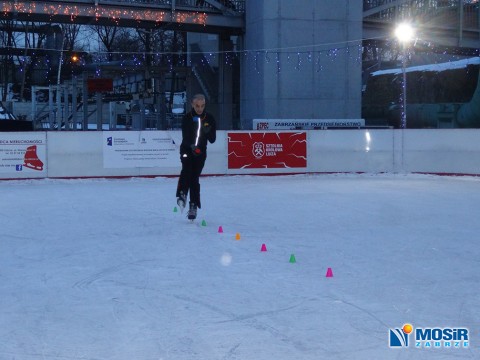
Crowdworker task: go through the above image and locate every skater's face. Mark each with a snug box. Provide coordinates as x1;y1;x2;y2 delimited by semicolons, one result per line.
192;98;206;115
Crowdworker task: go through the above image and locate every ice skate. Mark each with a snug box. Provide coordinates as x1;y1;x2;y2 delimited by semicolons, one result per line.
23;145;44;171
177;191;186;213
187;202;197;221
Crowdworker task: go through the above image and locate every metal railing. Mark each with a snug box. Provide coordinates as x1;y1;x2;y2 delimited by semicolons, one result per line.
363;0;480;48
91;0;245;13
364;0;479;30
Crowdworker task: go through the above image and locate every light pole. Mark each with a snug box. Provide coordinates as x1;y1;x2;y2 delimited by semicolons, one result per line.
394;23;414;129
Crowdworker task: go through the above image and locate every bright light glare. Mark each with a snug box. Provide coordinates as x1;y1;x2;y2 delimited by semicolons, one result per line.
365;131;371;152
220;252;232;266
395;23;415;43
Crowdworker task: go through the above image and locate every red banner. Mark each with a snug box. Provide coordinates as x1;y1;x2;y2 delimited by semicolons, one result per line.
87;78;113;93
228;132;307;169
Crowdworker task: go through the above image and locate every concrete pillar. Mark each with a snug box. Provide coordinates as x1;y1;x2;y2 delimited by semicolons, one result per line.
82;72;89;131
218;34;234;129
241;0;363;129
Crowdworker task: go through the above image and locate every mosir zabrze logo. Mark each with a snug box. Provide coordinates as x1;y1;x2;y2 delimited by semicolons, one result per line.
389;324;469;349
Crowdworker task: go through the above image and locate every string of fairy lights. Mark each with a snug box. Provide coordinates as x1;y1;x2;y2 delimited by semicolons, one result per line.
16;39;475;80
1;1;208;26
13;40;477;84
3;1;477;80
14;44;365;80
1;1;367;78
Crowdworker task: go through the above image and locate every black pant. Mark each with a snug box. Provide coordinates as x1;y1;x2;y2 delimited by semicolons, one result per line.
176;152;206;208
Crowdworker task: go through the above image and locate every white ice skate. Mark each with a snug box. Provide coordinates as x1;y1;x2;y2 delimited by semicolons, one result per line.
177;191;186;213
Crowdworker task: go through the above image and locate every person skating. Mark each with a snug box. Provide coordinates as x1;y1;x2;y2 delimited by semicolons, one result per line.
176;94;216;220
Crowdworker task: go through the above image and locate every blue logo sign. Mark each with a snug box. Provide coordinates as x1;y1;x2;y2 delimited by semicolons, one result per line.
389;324;469;349
389;324;411;347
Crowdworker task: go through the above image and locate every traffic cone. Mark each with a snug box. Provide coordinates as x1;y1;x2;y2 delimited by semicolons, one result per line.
218;226;223;233
201;220;207;226
289;254;296;263
326;267;333;277
260;243;267;252
235;233;241;240
173;206;178;212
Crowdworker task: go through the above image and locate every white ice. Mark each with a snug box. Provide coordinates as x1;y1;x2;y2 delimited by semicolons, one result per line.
1;173;479;360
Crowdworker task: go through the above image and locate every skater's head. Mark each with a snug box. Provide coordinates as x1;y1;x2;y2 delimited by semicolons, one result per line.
191;94;206;115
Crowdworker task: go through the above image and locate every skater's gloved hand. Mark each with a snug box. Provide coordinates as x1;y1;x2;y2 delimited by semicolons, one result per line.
202;121;212;134
191;144;202;156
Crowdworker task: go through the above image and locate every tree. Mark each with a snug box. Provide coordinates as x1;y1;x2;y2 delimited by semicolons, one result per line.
62;23;82;52
91;25;118;61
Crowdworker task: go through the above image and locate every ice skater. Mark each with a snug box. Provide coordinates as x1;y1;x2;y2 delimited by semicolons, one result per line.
176;94;216;220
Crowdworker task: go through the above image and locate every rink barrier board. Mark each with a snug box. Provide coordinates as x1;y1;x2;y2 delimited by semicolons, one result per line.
1;129;480;179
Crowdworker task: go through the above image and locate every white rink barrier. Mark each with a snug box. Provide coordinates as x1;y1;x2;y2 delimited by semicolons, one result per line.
1;129;480;179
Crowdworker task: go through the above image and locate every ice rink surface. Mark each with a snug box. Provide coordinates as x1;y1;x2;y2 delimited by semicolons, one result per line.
1;173;479;359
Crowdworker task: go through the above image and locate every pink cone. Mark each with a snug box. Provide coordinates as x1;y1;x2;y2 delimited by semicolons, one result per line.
260;243;267;252
326;267;333;278
218;226;223;233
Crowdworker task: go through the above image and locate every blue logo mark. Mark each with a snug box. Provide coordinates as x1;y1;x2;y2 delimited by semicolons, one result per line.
389;324;469;349
390;328;409;347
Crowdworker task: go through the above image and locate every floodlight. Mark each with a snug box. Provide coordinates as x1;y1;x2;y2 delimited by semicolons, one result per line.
395;23;415;43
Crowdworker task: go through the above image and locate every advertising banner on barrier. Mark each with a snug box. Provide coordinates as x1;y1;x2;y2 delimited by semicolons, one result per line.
103;131;179;168
253;119;365;130
228;132;307;169
0;133;47;176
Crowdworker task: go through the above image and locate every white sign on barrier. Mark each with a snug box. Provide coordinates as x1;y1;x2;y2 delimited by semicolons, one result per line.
253;119;365;130
103;131;179;168
0;133;46;175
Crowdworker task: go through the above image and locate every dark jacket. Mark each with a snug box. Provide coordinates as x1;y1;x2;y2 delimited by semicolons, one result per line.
180;110;216;155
